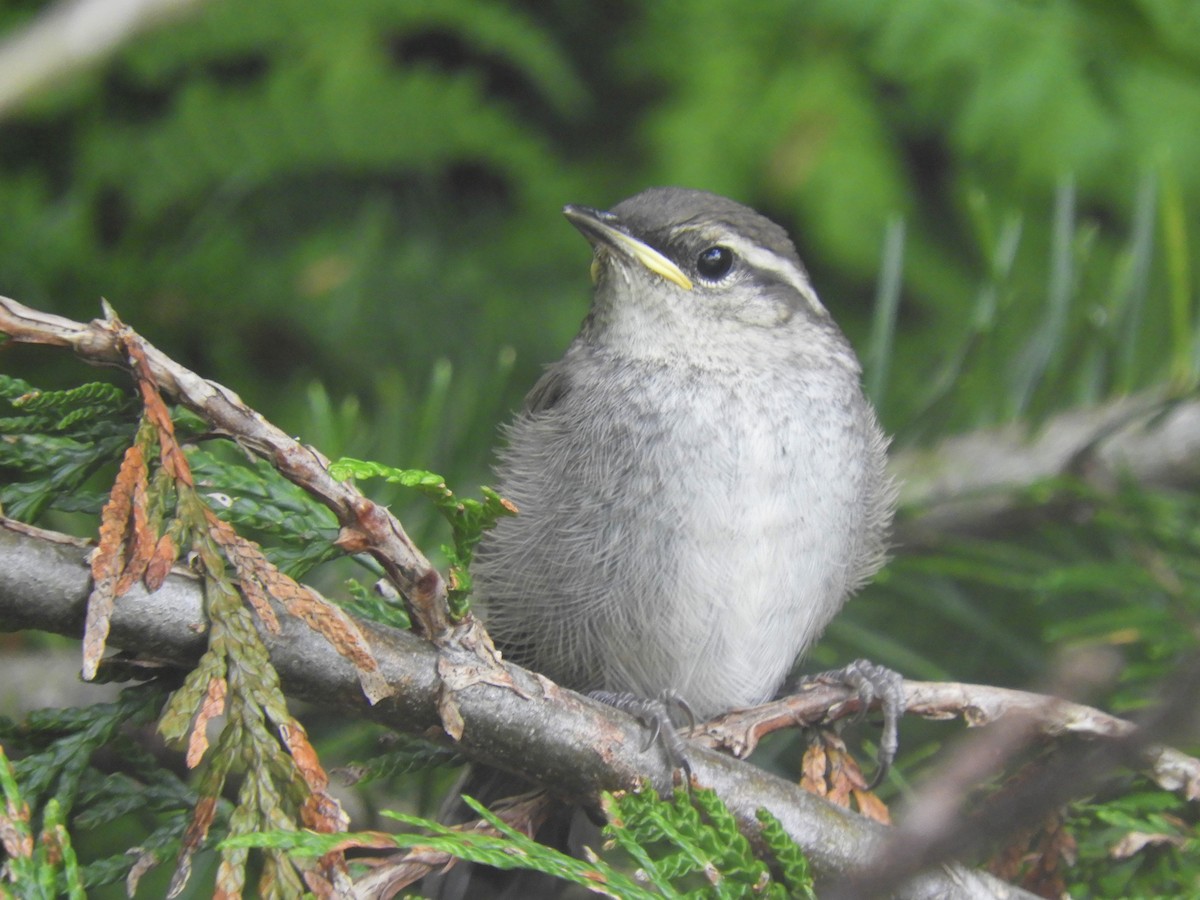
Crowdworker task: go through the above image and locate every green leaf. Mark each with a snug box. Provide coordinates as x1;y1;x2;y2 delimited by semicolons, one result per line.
330;457;516;618
340;577;412;631
189;447;341;578
340;734;459;784
0;376;138;521
756;808;816;899
0;686;188;895
601;785;807;897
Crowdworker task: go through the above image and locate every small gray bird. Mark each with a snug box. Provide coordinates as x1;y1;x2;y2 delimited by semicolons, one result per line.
475;187;896;723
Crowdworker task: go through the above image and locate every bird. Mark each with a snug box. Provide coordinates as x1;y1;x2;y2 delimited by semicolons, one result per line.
429;187;898;899
474;187;895;728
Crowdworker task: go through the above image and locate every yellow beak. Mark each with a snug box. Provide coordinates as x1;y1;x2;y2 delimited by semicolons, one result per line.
563;205;693;291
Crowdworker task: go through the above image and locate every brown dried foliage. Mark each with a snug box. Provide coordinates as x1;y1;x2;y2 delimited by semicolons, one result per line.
187;675;228;769
799;733;891;825
83;443;148;679
987;811;1075;898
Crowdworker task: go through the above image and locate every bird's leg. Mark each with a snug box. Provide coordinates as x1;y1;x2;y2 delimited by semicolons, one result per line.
794;659;905;789
589;690;695;782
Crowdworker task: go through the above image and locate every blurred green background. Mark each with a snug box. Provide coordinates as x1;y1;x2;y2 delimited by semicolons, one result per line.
4;0;1200;703
1;0;1199;893
5;0;1197;448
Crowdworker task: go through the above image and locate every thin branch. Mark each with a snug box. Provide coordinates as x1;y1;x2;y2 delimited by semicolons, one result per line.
696;680;1200;802
822;653;1200;900
0;294;453;641
349;790;557;898
0;0;209;119
0;518;1031;900
892;390;1200;545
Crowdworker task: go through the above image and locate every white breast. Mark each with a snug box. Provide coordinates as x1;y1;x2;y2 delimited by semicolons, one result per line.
477;350;882;720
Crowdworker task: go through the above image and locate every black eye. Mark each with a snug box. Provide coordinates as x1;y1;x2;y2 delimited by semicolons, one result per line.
696;245;734;281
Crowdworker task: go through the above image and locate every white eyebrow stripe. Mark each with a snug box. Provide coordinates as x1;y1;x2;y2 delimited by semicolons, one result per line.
722;235;825;312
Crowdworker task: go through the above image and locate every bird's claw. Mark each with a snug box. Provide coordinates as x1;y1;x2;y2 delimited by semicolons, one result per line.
802;659;905;789
590;689;694;783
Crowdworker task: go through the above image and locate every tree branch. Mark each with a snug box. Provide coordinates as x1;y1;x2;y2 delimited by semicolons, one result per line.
0;0;210;119
0;518;1034;900
697;678;1200;801
0;294;452;640
892;390;1200;545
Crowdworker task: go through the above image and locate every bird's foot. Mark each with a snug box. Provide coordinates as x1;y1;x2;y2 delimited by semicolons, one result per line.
796;659;905;789
590;689;695;782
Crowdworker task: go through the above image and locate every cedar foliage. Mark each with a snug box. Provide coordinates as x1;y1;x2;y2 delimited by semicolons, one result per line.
1;1;1198;896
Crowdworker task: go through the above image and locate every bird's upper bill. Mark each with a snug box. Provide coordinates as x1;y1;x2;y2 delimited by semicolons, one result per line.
563;204;694;291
